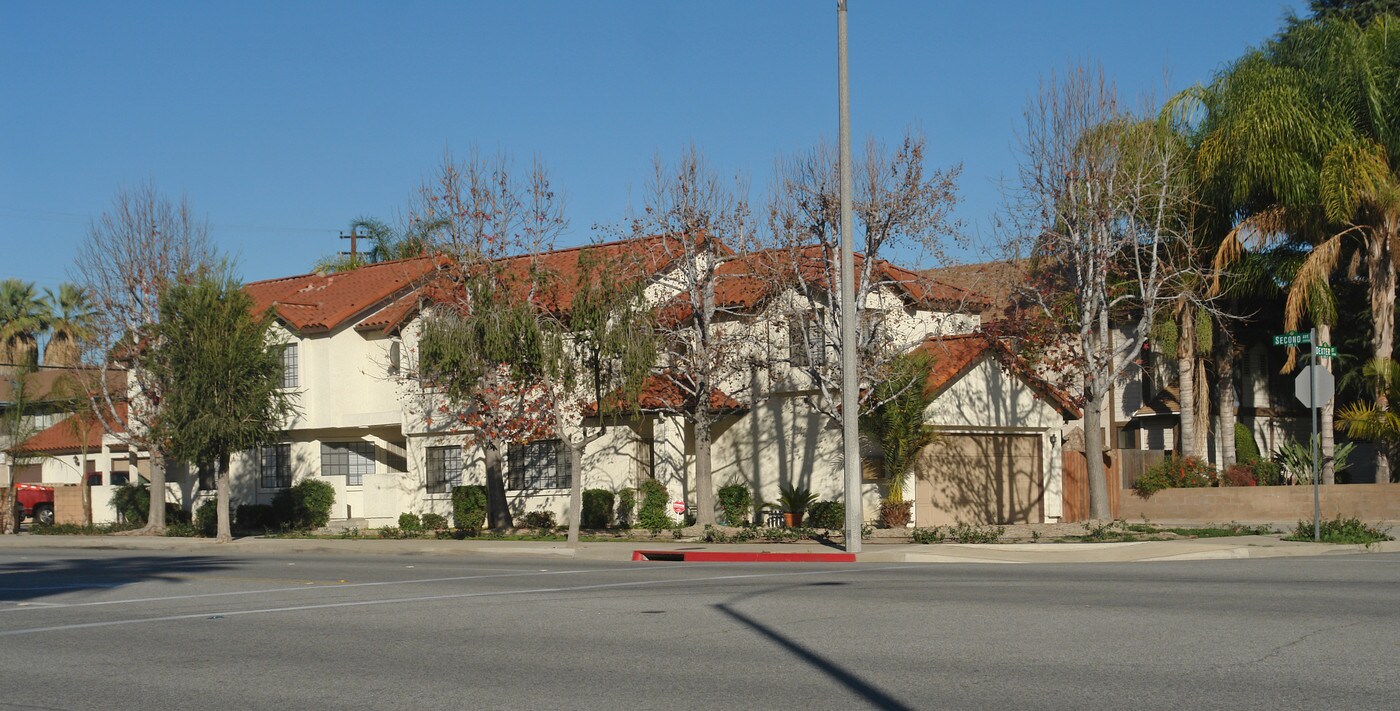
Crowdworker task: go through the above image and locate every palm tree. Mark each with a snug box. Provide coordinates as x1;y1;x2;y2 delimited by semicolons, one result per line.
1337;358;1400;469
859;352;938;507
313;217;432;274
0;278;49;368
41;284;96;367
1191;15;1400;482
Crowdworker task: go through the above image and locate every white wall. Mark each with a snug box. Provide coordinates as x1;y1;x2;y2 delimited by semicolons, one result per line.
923;356;1069;522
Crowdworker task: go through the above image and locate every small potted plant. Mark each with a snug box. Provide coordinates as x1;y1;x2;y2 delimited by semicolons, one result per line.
776;482;819;527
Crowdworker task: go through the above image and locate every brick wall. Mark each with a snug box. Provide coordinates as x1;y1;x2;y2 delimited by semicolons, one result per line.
1119;484;1400;523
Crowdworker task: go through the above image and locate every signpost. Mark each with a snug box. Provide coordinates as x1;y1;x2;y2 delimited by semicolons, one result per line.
1274;329;1336;542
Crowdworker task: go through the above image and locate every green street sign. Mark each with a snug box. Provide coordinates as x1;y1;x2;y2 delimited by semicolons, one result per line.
1272;332;1310;346
1317;345;1338;357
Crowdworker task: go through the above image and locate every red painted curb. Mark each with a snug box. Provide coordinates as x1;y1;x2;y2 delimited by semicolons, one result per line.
632;550;856;563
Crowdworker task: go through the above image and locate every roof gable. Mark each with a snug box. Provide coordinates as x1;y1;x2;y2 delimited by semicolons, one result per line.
913;334;1080;418
245;256;444;334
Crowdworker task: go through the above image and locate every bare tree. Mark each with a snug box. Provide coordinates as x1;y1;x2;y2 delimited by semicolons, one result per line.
624;147;754;527
72;181;215;534
403;150;558;530
1002;66;1194;519
765;129;965;422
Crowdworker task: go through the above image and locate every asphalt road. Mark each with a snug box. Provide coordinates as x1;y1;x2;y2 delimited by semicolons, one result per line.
0;548;1396;711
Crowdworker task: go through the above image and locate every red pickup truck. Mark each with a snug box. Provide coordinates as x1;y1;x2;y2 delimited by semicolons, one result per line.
15;483;55;526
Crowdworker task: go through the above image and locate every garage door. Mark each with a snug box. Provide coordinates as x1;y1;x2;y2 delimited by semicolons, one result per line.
914;434;1044;526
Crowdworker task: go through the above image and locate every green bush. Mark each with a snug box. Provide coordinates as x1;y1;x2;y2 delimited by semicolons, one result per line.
110;482;193;526
1235;422;1260;464
582;489;614;529
616;487;637;527
1251;459;1283;486
195;498;218;537
807;500;845;529
378;525;402;539
717;484;752;527
236;504;278;531
911;527;945;544
30;522;139;535
111;481;150;525
420;512;448;531
637;478;671;532
522;511;556;530
273;479;335;530
1133;456;1218;497
451;485;488;532
164;521;200;537
398;512;422;531
1288;516;1394;544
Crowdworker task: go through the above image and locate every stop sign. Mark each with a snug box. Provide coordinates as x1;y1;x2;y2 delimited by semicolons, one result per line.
1294;365;1335;409
672;500;687;515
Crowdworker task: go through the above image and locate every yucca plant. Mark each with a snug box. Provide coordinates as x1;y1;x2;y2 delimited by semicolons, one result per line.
1337;358;1400;480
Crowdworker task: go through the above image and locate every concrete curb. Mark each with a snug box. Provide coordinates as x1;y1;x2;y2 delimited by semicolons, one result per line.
1;533;1395;564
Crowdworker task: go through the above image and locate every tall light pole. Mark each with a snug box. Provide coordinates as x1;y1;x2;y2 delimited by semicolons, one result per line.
837;0;862;553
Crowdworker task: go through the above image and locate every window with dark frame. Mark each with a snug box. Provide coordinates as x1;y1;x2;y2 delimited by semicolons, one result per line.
278;343;299;389
788;311;825;368
321;441;375;486
197;463;216;492
260;443;292;489
426;445;462;494
508;439;571;490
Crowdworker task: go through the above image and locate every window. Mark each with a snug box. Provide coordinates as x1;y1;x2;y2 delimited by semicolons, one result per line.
197;463;216;492
278;343;299;389
426;446;462;494
260;443;292;489
110;468;130;486
87;472;104;487
788;311;826;368
322;441;375;486
508;439;571;490
387;340;401;376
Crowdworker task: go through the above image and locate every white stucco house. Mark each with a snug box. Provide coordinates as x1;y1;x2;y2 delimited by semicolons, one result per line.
16;236;1082;527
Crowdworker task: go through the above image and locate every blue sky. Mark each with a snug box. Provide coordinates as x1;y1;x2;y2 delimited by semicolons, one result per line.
1;0;1305;289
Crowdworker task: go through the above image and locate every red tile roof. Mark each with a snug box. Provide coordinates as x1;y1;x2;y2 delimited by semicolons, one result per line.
584;372;746;417
338;235;715;334
245;256;446;333
659;246;988;326
912;333;1080;418
13;404;126;455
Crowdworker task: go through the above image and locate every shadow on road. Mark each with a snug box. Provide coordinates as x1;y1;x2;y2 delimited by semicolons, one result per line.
714;583;913;711
0;555;239;603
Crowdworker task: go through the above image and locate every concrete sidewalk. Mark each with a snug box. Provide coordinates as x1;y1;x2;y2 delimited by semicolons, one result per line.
1;532;1396;563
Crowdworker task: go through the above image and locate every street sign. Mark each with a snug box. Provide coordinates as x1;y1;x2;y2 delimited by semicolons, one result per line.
1272;331;1310;346
672;500;687;515
1316;345;1338;358
1294;365;1335;409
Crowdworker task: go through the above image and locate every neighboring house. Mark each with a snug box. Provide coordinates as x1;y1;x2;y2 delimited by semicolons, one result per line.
930;258;1384;487
23;240;1091;528
1;367;125;488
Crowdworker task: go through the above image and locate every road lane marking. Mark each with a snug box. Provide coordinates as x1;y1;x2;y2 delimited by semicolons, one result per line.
0;566;913;637
0;564;704;613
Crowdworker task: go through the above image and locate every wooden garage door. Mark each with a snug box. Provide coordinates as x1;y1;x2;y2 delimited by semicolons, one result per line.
914;434;1044;526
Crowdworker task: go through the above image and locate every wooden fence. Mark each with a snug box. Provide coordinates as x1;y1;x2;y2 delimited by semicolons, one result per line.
1058;450;1136;523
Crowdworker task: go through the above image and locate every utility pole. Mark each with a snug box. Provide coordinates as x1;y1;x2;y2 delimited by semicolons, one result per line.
340;225;361;262
837;0;862;554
